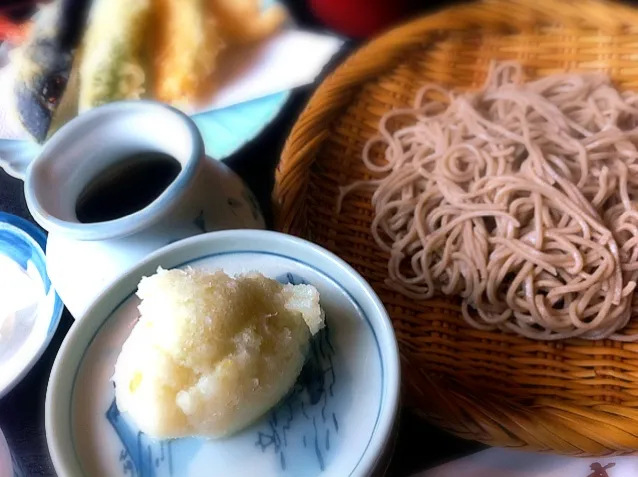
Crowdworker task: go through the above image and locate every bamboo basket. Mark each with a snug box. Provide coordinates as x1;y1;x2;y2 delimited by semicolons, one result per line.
274;0;638;456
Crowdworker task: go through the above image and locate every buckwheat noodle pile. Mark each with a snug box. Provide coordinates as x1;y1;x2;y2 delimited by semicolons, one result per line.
338;61;638;341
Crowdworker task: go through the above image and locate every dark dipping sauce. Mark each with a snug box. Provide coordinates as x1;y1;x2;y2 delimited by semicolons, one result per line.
75;152;181;223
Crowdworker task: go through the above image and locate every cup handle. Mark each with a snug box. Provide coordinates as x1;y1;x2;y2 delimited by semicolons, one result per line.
0;139;41;180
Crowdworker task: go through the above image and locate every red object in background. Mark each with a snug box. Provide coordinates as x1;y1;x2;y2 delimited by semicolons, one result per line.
309;0;411;39
0;1;38;42
0;15;30;43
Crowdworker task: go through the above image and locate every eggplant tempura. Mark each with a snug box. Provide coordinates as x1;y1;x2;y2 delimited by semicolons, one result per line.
12;0;92;142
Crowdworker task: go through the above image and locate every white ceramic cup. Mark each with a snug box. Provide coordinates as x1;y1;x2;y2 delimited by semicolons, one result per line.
13;101;265;318
24;101;205;241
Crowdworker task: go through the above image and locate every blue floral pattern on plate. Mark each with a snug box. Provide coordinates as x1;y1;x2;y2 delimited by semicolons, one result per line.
105;272;338;476
255;273;339;472
106;402;174;477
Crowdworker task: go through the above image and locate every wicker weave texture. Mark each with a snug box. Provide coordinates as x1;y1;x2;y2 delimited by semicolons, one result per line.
274;0;638;455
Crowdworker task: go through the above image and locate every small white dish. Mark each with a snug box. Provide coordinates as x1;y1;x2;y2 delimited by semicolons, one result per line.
0;212;63;400
46;230;400;477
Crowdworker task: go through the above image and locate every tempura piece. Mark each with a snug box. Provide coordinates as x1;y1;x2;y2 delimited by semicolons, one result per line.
12;0;92;142
153;0;224;107
78;0;152;112
112;268;325;439
209;0;288;46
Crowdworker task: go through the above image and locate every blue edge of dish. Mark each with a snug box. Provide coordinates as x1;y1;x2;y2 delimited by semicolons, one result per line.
70;251;384;477
0;212;63;337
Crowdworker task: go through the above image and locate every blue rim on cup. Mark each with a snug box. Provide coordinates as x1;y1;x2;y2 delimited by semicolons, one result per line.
0;212;63;399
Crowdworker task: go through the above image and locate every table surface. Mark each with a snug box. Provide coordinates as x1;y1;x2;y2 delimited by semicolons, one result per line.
0;1;485;475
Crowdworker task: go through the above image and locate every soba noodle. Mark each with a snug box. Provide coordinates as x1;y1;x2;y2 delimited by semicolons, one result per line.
338;61;638;341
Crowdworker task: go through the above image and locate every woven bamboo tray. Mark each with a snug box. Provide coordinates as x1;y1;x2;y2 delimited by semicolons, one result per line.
274;0;638;456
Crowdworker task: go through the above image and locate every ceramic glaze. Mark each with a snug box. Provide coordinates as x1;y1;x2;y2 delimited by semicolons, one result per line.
0;213;63;400
4;101;265;318
46;231;401;477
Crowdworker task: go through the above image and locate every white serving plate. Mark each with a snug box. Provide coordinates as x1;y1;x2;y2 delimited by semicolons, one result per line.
46;230;400;477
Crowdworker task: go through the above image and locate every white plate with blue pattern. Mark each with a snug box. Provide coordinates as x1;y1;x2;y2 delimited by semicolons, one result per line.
0;212;63;399
46;230;401;477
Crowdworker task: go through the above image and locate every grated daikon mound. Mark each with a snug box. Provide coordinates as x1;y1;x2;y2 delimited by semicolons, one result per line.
112;267;325;439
